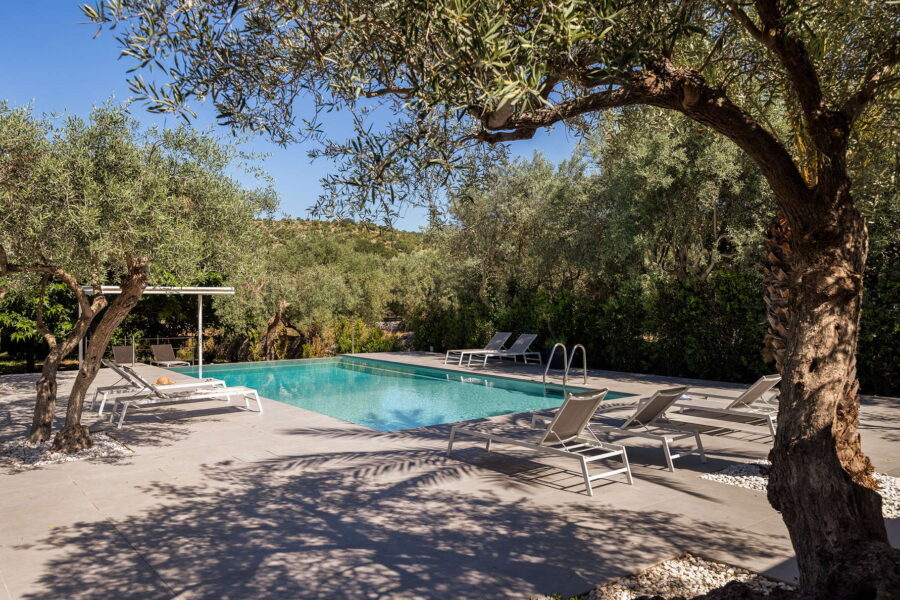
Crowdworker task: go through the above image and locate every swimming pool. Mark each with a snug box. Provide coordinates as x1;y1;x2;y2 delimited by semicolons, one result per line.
171;357;631;431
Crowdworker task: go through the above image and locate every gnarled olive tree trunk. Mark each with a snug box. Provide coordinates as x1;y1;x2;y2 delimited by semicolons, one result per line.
767;169;898;597
53;263;148;452
29;273;107;442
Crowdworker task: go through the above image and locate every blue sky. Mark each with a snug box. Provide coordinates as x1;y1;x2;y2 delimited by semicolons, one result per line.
0;3;578;230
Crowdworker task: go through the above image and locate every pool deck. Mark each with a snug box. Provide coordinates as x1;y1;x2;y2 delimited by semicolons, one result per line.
0;351;897;599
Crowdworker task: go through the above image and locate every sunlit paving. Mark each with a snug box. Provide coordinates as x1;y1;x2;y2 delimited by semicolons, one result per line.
1;1;898;599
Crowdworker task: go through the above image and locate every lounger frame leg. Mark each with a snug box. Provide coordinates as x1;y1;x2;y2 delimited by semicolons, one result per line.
99;391;112;415
662;438;675;472
115;401;130;429
622;449;634;485
447;427;458;456
579;457;593;497
694;432;707;463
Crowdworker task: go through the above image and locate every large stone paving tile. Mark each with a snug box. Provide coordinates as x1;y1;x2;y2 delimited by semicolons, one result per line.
2;520;172;600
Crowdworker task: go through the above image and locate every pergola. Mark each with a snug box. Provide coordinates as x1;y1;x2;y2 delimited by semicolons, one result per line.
79;286;236;378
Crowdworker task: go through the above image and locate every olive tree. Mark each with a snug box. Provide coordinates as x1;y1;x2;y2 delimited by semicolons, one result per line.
83;0;898;594
0;104;276;451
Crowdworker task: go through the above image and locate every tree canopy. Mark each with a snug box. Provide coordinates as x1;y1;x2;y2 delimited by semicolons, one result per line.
0;104;276;287
82;0;897;217
0;103;277;446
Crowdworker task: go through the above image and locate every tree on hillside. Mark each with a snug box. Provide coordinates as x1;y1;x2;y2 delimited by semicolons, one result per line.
213;220;411;359
0;105;276;451
84;1;898;595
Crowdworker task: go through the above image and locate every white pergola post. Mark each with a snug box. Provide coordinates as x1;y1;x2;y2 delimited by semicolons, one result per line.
78;286;234;374
197;294;203;379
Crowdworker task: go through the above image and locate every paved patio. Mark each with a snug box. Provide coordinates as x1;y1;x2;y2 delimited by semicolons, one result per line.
1;352;897;599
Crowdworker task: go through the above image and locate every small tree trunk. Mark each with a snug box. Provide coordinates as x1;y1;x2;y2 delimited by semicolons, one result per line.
53;266;147;453
767;184;899;596
28;294;104;443
28;350;62;442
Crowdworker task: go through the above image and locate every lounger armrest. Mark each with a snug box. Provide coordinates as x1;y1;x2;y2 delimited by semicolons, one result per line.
674;400;776;417
681;391;744;401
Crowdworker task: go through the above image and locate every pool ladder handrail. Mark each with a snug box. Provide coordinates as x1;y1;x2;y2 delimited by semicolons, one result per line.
567;344;588;385
542;343;588;387
543;343;568;387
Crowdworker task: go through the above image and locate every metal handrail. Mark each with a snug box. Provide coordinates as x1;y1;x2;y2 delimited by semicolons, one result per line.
543;343;569;387
567;344;588;384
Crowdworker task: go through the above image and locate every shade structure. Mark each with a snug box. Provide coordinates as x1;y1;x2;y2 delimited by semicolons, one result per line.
81;286;235;296
79;286;236;378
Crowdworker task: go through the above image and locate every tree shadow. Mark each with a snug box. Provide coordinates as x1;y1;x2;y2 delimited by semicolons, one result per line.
19;444;787;599
0;371;210;472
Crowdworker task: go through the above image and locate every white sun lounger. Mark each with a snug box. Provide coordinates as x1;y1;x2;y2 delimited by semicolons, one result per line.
447;389;633;496
532;386;706;471
89;360;226;415
107;364;262;428
461;333;542;366
674;374;781;438
444;332;512;365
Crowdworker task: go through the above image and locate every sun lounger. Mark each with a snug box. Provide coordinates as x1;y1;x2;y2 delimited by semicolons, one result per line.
109;385;262;428
444;332;512;365
108;365;262;428
591;387;707;471
89;360;227;415
112;345;136;366
150;343;191;367
674;374;781;438
447;389;633;496
461;333;542;366
532;386;706;471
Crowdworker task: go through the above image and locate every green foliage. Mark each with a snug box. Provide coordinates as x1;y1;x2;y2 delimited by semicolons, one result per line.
401;108;896;393
214;219;418;333
0;278;75;370
858;238;899;396
83;0;898;219
334;319;396;354
0;103;277;383
0;103;277;287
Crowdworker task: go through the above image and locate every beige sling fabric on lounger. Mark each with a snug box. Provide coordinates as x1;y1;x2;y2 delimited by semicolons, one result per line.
461;333;542;366
674;374;781;438
444;332;512;365
447;389;632;496
150;343;191;367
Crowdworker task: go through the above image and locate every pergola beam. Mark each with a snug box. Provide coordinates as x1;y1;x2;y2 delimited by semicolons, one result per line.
80;285;235;296
78;285;236;378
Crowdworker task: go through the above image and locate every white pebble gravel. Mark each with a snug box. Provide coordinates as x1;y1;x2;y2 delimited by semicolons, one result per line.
702;461;900;518
0;433;131;469
588;552;795;599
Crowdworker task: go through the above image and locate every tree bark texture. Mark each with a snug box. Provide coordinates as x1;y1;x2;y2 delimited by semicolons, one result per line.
53;264;148;452
28;280;107;443
767;177;899;597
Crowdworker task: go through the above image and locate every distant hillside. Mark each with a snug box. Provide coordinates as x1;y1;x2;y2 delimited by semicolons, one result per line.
263;218;422;257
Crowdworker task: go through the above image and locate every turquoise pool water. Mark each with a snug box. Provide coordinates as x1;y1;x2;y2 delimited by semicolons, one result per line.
171;357;631;431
